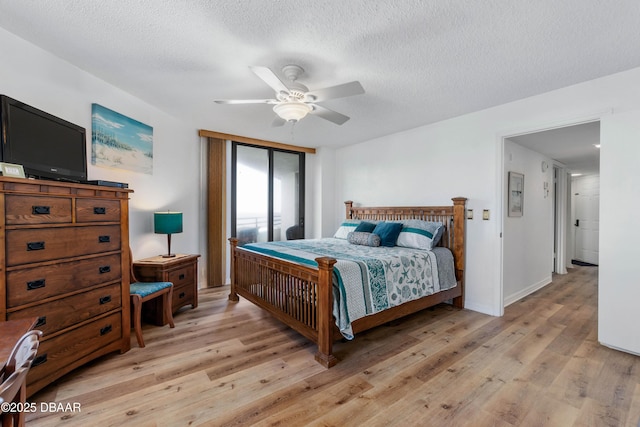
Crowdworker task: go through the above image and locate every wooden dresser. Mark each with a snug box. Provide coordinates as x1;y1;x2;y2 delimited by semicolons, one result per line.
133;254;200;325
0;177;132;396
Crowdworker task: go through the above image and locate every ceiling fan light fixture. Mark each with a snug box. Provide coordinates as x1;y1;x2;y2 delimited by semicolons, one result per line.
273;101;312;122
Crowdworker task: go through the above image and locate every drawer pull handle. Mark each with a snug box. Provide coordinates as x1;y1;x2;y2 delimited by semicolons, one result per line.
179;292;186;299
179;274;185;280
100;325;113;336
32;353;48;367
99;265;111;274
27;241;45;251
27;279;46;290
98;235;111;243
94;207;107;214
99;295;112;305
32;205;51;215
35;316;47;327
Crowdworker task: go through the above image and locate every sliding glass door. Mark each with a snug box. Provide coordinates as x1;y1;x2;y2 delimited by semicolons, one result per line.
232;142;305;245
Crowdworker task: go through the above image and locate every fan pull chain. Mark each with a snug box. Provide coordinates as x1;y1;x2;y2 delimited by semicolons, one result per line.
290;120;297;142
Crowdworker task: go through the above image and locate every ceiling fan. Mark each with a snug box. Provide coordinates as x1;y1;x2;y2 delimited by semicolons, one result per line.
214;65;365;126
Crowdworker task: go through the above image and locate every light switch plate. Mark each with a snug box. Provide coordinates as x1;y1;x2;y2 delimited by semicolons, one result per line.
483;209;490;220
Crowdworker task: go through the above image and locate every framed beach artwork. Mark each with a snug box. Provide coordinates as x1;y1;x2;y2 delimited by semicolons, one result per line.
508;171;524;217
91;104;153;174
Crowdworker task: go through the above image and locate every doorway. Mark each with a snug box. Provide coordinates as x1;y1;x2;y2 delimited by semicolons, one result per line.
502;120;600;308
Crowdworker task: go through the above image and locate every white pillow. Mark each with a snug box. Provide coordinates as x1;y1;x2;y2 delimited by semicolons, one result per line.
333;220;362;239
395;219;444;250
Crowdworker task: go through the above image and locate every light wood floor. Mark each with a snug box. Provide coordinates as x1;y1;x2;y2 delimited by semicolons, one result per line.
27;266;640;426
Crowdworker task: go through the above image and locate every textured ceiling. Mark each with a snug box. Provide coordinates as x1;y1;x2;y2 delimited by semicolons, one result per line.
509;122;600;175
0;0;638;150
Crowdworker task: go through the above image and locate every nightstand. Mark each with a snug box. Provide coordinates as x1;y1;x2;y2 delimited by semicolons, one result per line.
132;254;200;326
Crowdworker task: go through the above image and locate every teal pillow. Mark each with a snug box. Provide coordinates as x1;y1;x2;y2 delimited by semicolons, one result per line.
372;221;403;247
354;221;376;233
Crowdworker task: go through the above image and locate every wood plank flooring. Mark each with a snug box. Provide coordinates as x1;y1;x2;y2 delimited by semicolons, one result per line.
26;265;640;426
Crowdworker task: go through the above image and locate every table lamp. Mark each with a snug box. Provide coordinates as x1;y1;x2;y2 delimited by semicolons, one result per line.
154;211;182;257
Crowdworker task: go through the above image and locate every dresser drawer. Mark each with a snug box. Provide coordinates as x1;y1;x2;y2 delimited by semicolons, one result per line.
7;254;121;307
76;199;121;223
5;195;72;225
6;225;121;266
8;283;121;335
27;312;122;387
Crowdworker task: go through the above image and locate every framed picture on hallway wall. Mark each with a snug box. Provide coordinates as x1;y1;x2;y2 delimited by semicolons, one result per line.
508;171;524;217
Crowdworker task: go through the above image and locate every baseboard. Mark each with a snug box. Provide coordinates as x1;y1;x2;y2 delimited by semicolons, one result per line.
572;259;598;267
504;276;552;307
599;341;640;357
463;300;501;317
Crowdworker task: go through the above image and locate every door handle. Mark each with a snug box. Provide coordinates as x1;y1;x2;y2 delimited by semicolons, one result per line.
575;219;580;227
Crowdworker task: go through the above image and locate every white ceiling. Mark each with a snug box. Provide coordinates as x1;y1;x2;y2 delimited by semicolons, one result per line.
0;1;638;151
508;121;601;175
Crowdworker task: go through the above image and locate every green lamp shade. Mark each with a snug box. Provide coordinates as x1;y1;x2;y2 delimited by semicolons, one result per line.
154;212;183;234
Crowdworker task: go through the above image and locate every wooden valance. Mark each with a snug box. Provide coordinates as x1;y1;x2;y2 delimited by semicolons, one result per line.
199;130;316;154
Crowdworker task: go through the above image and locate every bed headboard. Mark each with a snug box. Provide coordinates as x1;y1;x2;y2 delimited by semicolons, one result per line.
344;198;467;280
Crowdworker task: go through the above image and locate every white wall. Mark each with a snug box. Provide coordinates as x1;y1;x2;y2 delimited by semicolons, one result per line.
503;141;554;305
332;65;640;339
313;146;337;238
599;111;640;355
0;28;205;283
335;119;501;315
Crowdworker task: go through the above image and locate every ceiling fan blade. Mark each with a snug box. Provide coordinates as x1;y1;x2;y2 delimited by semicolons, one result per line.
214;99;275;104
307;81;364;102
271;117;286;127
250;66;290;94
310;104;350;125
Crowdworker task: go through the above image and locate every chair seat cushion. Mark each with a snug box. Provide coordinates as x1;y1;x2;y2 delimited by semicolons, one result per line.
130;281;172;298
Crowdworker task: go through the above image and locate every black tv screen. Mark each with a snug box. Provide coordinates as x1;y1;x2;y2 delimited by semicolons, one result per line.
0;95;87;182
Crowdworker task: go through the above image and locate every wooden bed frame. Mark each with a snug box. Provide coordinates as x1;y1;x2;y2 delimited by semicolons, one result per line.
229;197;467;367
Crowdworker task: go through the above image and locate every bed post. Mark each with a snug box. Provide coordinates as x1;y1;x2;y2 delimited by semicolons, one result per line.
451;197;467;309
344;200;353;219
315;256;338;368
228;238;239;302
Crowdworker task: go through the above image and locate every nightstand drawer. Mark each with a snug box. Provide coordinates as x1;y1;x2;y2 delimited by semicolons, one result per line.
8;283;122;335
168;264;195;288
173;283;195;310
5;195;72;225
7;254;121;307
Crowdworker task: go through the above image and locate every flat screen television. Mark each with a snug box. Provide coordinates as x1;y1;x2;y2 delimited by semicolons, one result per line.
0;95;87;182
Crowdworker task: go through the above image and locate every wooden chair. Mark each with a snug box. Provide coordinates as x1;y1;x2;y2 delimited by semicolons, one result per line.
130;250;175;348
0;330;42;427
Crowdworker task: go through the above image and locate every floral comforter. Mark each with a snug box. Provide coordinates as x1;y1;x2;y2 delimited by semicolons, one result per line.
243;238;457;339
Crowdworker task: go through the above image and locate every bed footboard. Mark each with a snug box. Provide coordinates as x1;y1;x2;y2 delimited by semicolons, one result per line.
229;238;338;367
228;197;466;368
